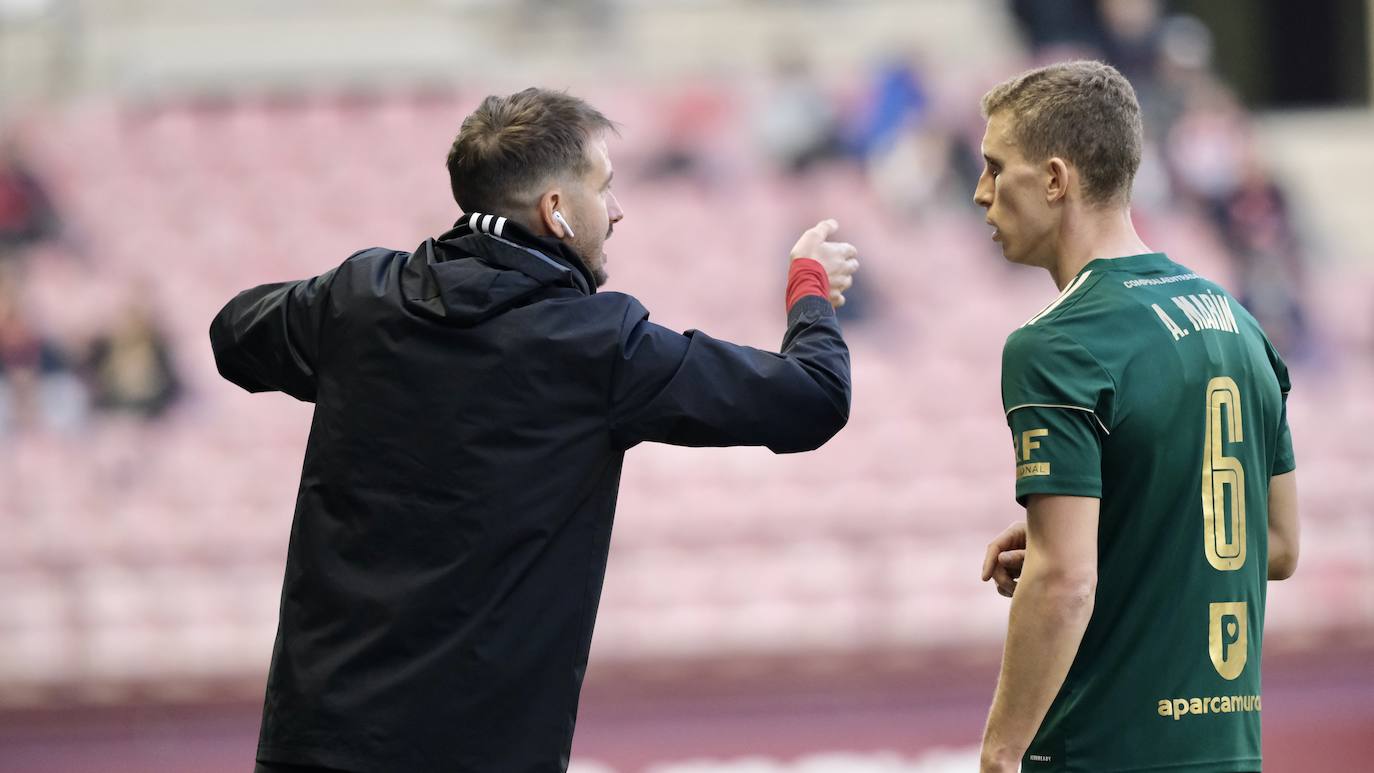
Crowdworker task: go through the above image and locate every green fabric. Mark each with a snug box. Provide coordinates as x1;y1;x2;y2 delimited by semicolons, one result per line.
1000;253;1294;772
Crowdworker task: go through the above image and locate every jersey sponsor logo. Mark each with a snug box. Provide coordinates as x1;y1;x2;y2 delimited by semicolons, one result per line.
1019;428;1048;460
1157;693;1261;720
1014;428;1052;479
1209;601;1249;679
1123;272;1199;288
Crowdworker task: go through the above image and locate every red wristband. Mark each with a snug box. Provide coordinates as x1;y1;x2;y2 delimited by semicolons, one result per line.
786;258;830;311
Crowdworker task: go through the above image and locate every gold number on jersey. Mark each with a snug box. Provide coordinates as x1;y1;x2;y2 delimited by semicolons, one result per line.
1202;377;1246;571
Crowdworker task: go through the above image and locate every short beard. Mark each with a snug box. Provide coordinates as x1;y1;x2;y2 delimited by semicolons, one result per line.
572;243;609;288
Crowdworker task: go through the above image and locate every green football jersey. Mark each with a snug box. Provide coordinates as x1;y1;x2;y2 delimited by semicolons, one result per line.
1000;253;1295;773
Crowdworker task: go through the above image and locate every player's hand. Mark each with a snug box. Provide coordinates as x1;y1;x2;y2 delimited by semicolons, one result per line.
790;218;859;308
982;520;1027;598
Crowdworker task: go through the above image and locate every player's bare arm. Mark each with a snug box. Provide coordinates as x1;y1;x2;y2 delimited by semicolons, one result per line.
980;495;1098;773
1268;471;1299;580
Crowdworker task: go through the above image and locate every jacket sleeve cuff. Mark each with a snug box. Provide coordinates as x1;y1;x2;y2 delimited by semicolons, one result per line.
786;293;835;328
786;258;830;311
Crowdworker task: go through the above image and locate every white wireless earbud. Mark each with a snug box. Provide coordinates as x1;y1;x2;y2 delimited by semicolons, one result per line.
552;210;575;238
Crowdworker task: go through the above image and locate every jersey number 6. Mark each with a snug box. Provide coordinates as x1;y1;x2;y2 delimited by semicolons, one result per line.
1203;376;1247;571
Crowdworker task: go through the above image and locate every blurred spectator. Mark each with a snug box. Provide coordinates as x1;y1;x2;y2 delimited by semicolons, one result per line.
866;123;959;218
83;299;181;419
0;135;62;262
1144;14;1216;143
850;56;931;160
639;80;732;188
1215;144;1311;359
752;54;847;175
1165;80;1250;207
1166;81;1311;359
0;270;86;433
1097;0;1164;91
1009;0;1103;53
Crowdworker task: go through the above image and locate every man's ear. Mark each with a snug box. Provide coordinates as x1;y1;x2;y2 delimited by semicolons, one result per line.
537;190;566;237
1046;157;1071;204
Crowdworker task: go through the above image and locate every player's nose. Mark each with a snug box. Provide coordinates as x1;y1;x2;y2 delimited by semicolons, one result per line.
973;177;993;209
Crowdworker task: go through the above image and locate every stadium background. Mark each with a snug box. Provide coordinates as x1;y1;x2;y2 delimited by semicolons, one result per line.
1;1;1371;770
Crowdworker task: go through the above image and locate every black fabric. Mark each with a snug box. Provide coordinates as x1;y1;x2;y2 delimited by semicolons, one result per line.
255;761;352;773
210;217;851;773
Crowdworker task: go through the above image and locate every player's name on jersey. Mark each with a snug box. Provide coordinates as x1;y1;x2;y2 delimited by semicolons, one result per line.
1149;290;1240;342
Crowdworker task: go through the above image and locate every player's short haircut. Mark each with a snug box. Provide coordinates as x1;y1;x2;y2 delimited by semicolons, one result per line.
981;60;1143;206
447;88;617;215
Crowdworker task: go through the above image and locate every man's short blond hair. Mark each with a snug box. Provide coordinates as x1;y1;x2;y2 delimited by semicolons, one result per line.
981;60;1143;206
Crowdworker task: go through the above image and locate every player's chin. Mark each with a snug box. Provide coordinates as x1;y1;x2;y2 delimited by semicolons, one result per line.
999;243;1028;265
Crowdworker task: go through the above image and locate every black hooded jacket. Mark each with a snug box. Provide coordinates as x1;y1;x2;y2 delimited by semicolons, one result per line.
210;213;851;773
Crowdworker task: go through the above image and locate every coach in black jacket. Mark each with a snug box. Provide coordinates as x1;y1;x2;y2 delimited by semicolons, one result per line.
212;88;857;773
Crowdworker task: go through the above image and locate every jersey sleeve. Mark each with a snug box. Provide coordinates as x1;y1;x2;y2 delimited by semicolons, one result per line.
1001;326;1116;506
1265;337;1296;475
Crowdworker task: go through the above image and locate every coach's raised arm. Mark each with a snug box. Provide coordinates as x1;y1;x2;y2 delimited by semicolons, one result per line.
207;87;857;773
607;218;855;453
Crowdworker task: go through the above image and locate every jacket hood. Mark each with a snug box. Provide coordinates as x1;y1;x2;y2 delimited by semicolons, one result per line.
401;211;598;326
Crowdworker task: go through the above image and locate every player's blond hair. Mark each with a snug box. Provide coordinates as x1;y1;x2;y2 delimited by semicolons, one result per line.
981;60;1143;206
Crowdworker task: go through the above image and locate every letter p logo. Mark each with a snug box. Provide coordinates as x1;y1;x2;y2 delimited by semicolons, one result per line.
1209;602;1248;680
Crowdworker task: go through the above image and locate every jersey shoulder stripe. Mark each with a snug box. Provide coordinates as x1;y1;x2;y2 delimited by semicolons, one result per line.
1005;402;1111;434
1024;270;1093;327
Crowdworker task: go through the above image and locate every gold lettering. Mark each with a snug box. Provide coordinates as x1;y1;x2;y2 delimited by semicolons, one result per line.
1016;462;1051;479
1157;693;1261;719
1020;428;1049;461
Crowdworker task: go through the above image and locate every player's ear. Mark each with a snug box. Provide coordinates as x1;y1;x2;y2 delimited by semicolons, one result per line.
1046;157;1070;204
537;190;564;237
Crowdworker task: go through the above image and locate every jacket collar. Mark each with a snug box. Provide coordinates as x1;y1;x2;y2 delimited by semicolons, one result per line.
436;212;596;295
